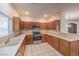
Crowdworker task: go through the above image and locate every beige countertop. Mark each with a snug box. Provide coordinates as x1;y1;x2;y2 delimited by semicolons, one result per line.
0;34;26;56
46;30;79;41
22;30;79;41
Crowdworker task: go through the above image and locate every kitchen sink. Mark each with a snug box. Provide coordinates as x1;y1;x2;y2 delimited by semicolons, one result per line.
0;38;20;47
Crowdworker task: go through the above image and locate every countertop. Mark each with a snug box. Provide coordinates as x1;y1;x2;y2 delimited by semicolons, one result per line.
21;30;79;41
46;30;79;41
0;34;26;56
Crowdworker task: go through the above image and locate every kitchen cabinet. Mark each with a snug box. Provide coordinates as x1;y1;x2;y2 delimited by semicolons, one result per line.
16;36;26;56
13;17;20;32
46;34;50;43
23;22;33;30
53;37;60;51
49;35;54;47
47;20;60;30
45;34;60;51
49;22;53;29
20;21;24;30
26;35;33;45
60;39;70;56
40;23;48;30
70;41;79;56
60;39;79;56
42;34;46;42
45;34;79;56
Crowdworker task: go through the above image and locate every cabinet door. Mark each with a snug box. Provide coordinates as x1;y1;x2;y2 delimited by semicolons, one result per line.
70;41;79;56
20;21;24;30
60;39;70;56
53;37;60;51
26;35;33;45
46;35;50;43
49;36;54;47
42;34;46;42
13;17;20;32
23;22;33;30
16;37;26;56
40;23;47;29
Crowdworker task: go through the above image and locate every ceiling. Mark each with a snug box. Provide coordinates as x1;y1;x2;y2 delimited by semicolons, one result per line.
12;3;79;19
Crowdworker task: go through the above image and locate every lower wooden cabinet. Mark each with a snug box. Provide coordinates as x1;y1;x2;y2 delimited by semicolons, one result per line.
26;35;33;45
48;35;53;46
47;35;50;44
42;34;79;56
60;39;70;56
16;34;79;56
53;37;60;51
60;39;79;56
16;36;26;56
70;41;79;56
42;34;46;42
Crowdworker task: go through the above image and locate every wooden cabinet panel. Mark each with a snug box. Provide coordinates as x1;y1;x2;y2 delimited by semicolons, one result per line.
53;37;60;51
20;21;24;30
49;22;53;29
45;34;48;42
40;23;48;29
45;34;60;51
42;34;46;42
46;35;50;43
49;35;54;47
70;41;79;56
23;22;33;30
16;36;26;56
13;17;20;32
60;39;70;56
26;35;33;45
45;34;79;56
47;20;60;30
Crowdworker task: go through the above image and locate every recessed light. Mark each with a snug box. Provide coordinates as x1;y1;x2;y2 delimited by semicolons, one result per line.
44;14;48;17
25;11;29;15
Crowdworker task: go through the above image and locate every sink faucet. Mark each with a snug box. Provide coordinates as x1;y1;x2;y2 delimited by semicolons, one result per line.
5;39;10;44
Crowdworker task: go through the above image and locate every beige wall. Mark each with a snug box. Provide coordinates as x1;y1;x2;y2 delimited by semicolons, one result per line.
0;3;19;18
21;12;61;23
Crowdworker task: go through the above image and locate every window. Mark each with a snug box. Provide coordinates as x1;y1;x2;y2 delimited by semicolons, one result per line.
0;14;12;37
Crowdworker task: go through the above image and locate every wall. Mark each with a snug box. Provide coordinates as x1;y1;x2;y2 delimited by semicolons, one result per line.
60;6;79;34
21;16;48;23
21;12;61;23
0;3;19;18
48;12;61;22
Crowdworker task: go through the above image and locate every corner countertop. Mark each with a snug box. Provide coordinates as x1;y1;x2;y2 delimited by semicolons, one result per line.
0;34;26;56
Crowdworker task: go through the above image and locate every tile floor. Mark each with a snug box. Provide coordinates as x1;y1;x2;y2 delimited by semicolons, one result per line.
24;42;62;56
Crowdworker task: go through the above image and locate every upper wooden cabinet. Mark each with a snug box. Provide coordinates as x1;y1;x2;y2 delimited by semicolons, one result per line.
23;22;33;30
13;17;20;32
47;20;60;30
40;23;48;29
20;20;24;30
19;20;60;30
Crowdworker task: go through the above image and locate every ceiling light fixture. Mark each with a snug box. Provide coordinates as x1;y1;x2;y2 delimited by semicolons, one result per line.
25;11;29;15
44;14;48;17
